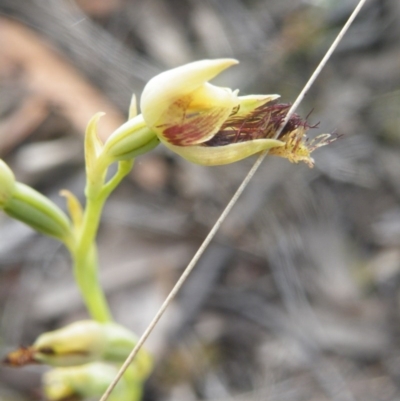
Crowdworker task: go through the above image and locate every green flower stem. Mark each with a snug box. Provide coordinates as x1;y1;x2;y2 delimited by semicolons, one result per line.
72;159;134;322
101;160;134;200
73;238;111;323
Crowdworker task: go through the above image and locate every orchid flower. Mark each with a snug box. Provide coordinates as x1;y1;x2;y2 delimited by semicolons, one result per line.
140;59;335;167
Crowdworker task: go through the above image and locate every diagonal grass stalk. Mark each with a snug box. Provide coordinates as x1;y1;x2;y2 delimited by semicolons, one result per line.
99;0;368;399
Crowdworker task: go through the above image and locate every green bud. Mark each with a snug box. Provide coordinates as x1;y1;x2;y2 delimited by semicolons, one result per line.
0;160;16;208
33;320;152;370
43;362;136;401
103;114;159;162
34;320;107;366
3;183;72;243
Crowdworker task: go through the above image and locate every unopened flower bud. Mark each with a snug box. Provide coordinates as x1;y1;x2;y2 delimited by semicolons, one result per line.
32;320;150;367
3;183;72;244
33;320;107;366
43;363;136;401
102;114;159;162
0;160;16;208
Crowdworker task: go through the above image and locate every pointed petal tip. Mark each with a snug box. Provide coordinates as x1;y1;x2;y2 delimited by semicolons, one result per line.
193;58;238;75
214;58;239;67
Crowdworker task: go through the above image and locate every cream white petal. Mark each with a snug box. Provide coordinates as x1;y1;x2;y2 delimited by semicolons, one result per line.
161;138;284;166
141;58;238;127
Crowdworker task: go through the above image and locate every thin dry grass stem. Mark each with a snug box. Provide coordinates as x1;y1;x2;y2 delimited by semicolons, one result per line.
99;1;368;399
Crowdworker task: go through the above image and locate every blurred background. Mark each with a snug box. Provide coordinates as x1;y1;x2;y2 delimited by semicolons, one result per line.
1;0;400;400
